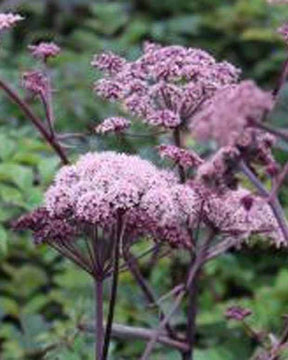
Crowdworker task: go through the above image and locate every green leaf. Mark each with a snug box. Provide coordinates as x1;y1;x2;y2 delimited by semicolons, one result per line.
0;226;8;256
0;134;15;160
0;185;23;206
0;163;33;190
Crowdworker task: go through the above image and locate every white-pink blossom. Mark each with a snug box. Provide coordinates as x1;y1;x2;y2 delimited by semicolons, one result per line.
0;13;23;31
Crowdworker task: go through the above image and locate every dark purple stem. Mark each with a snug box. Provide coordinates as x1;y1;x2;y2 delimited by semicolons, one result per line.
239;161;288;244
95;279;104;360
173;127;186;183
40;93;55;138
102;217;124;360
0;79;69;165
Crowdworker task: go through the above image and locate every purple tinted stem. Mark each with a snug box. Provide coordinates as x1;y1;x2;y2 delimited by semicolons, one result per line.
240;161;288;244
102;217;123;360
0;79;69;165
95;279;104;360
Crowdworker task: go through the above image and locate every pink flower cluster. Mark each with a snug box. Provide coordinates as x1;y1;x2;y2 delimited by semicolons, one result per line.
195;146;240;191
92;43;240;129
13;208;75;245
0;13;23;31
18;152;201;247
200;186;285;246
95;117;130;134
28;42;61;61
22;71;48;97
158;145;203;169
191;81;274;147
92;52;126;75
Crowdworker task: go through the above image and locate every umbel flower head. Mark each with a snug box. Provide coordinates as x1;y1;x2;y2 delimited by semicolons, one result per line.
198;186;286;247
191;81;274;147
22;71;48;97
28;42;61;61
14;151;200;249
0;13;23;31
157;145;203;170
92;43;240;130
95;117;130;134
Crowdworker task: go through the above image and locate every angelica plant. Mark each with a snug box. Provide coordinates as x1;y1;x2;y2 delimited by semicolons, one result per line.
0;7;285;360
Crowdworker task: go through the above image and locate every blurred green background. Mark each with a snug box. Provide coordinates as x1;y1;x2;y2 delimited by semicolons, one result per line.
1;0;288;359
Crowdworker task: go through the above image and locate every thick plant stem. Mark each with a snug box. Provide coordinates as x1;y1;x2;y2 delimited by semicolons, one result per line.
0;79;69;165
80;322;189;352
173;127;186;183
95;279;104;360
102;218;124;360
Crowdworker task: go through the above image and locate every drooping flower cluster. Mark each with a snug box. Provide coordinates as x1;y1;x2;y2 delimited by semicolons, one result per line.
191;81;274;147
0;13;23;31
14;207;76;245
188;142;284;246
28;42;61;61
199;187;285;246
157;145;203;170
92;43;240;129
15;152;201;248
95;117;130;134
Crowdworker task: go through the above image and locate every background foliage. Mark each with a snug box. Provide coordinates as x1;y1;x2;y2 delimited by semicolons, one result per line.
1;0;288;358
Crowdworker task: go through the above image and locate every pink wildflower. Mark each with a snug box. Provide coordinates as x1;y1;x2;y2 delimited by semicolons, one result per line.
92;42;240;129
146;110;181;128
158;145;203;169
38;152;199;247
202;187;285;246
28;42;61;61
94;79;124;101
192;81;274;147
22;71;48;97
91;52;126;75
0;13;23;30
95;117;130;134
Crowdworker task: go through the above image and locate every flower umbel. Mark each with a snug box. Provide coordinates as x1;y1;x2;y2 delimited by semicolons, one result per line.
28;42;61;61
0;13;23;31
95;117;130;134
92;43;240;130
